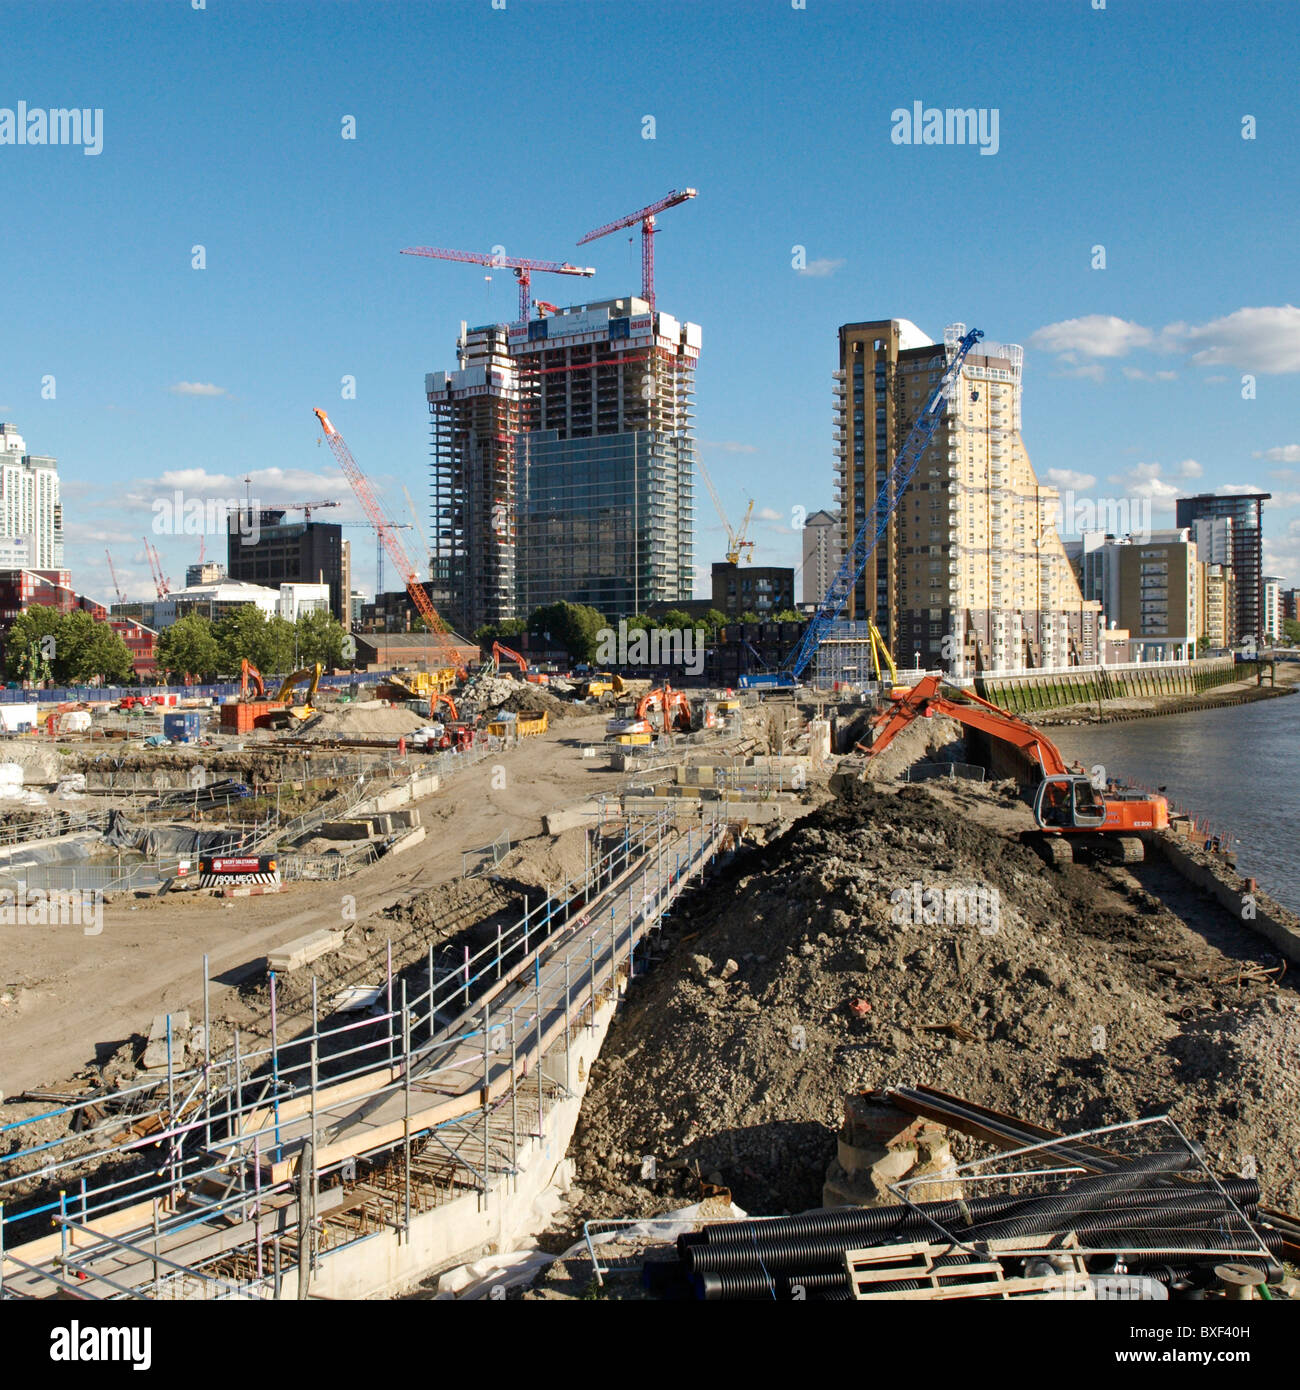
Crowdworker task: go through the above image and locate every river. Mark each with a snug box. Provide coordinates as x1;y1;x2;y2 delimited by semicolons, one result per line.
1050;692;1300;913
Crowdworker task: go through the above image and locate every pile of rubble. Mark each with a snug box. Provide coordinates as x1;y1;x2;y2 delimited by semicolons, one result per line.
566;779;1300;1223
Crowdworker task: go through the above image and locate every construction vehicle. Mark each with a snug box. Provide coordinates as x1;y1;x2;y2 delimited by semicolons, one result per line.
239;659;266;700
379;670;458;705
606;684;692;744
273;664;322;721
491;641;549;684
863;675;1169;864
580;671;625;700
741;327;985;689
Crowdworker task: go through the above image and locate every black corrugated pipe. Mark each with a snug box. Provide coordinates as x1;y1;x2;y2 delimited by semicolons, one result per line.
958;1191;1250;1245
684;1178;1258;1255
1073;1225;1284;1259
691;1269;853;1301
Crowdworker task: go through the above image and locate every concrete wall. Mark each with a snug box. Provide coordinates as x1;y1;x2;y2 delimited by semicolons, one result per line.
1153;831;1300;966
978;656;1244;715
287;992;620;1300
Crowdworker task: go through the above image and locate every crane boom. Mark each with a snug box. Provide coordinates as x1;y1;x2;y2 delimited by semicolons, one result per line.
314;410;457;646
105;549;125;606
754;327;984;686
400;246;596;321
577;188;697;316
695;456;754;567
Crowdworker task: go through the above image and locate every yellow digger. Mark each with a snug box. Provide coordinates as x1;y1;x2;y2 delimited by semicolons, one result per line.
274;663;323;722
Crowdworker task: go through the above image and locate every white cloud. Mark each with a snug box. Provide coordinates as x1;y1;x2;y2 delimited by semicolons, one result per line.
1161;305;1300;374
796;258;845;278
1045;468;1097;490
1255;445;1300;463
1051;363;1107;383
168;381;227;397
1105;461;1182;511
701;441;757;454
1121;367;1178;382
1176;459;1203;478
1029;315;1153;359
756;506;783;523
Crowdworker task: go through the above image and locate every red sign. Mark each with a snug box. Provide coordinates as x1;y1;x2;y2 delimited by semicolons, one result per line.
211;858;261;874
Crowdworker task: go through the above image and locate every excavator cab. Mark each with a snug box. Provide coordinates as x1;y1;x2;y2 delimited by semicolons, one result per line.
1033;774;1107;830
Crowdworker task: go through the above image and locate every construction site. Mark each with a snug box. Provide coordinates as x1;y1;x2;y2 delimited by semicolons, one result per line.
1;329;1297;1315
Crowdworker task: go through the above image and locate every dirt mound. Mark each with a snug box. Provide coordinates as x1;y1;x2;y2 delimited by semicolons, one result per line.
299;704;426;741
568;782;1300;1220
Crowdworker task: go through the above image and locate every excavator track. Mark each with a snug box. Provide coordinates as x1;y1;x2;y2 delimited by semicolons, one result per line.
1022;831;1074;867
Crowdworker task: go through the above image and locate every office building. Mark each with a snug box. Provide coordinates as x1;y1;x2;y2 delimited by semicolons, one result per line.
1110;529;1199;661
225;509;350;622
711;562;795;619
0;423;64;569
1176;493;1269;645
186;561;227;587
834;320;1100;675
801;508;840;606
427;297;700;629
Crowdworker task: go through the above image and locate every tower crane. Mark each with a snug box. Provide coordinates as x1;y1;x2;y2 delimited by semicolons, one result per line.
314;411;461;657
284;500;341;521
402;484;432;580
577;188;697;317
695;456;754;567
142;537;171;599
105;549;126;606
399;246;596;322
743;327;986;687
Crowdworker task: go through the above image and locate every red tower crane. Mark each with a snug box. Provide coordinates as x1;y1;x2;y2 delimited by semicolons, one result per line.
105;548;126;606
141;537;171;599
399;246;596;322
577;188;697;317
314;410;462;658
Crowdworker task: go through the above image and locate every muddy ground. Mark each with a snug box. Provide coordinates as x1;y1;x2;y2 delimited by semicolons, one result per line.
559;776;1300;1237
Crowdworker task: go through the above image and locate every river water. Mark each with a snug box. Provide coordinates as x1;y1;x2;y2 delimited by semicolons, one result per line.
1050;693;1300;913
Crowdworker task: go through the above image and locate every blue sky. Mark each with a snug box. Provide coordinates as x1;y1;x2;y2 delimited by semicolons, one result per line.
2;0;1298;603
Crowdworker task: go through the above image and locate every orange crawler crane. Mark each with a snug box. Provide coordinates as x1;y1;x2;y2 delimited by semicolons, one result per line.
864;675;1168;864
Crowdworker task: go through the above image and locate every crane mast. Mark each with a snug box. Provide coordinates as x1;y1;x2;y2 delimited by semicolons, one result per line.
761;327;984;686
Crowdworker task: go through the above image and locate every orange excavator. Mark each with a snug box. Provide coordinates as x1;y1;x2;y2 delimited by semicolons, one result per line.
491;641;548;685
606;684;693;744
863;675;1168;864
239;659;266;700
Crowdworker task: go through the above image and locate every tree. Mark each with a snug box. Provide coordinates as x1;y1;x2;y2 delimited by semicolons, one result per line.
473;618;527;648
657;609;696;631
736;610;762;624
60;611;134;684
702;609;728;634
528;602;608;663
294;609;348;669
214;605;294;675
771;608;804;623
1284;617;1300;646
157;614;222;682
3;606;62;681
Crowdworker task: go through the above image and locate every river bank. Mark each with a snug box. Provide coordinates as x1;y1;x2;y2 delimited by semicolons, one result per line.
1037;662;1300;727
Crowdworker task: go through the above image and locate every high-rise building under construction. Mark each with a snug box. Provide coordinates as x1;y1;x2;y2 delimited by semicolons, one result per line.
833;319;1100;676
426;296;700;633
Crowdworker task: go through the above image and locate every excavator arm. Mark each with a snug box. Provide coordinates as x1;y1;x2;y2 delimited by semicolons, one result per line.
866;675;1071;778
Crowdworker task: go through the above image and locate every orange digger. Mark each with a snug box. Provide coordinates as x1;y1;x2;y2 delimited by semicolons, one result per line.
863;675;1168;864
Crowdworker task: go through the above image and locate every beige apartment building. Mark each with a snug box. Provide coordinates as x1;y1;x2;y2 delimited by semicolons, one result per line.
834;319;1100;676
1199;562;1236;648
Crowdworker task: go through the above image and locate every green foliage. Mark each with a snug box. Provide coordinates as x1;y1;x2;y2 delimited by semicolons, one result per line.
293;609;349;669
157;614;222;682
213;606;294;675
527;602;608;663
702;608;728;633
735;610;762;624
771;608;803;623
2;607;133;685
1284;617;1300;645
473;618;527;647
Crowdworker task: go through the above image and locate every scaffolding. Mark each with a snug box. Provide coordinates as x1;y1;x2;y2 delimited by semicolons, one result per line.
0;811;733;1301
